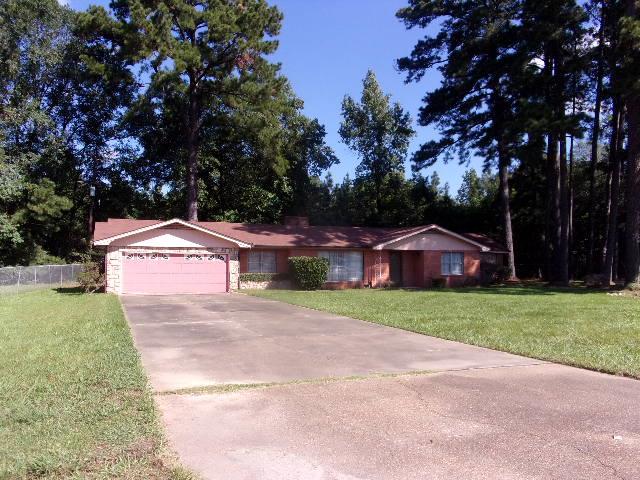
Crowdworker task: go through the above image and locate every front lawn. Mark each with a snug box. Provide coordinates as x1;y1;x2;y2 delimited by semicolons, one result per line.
0;289;191;479
249;286;640;378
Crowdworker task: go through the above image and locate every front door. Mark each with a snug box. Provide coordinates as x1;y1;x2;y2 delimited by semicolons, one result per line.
390;252;403;286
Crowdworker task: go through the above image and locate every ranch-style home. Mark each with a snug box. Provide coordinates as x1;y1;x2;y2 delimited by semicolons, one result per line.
93;216;507;295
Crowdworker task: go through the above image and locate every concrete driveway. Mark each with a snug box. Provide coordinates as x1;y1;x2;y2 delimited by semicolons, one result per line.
121;294;640;480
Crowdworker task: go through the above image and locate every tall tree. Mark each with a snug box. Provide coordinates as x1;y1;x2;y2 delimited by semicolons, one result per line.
397;0;524;280
339;70;414;224
621;0;640;285
602;98;624;283
520;0;587;285
80;0;285;221
587;0;606;272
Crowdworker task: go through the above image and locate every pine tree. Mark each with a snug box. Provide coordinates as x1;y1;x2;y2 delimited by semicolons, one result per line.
397;0;524;279
79;0;284;221
621;0;640;286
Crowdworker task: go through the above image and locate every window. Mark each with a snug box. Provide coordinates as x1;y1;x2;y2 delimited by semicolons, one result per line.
247;251;277;273
319;251;363;282
150;253;169;261
441;252;464;276
208;254;226;262
185;254;203;261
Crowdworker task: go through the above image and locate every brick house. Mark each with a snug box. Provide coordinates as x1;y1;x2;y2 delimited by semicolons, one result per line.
93;216;506;295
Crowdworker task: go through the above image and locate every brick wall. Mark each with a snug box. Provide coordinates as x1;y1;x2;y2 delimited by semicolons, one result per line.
364;250;391;287
237;247;482;289
105;246;121;294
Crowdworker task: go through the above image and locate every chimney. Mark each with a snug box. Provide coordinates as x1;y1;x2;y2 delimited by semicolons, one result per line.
284;216;309;227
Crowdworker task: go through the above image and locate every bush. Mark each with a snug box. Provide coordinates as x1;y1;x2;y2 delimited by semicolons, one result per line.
239;272;289;282
626;282;640;292
494;266;512;283
77;260;104;293
30;246;66;265
431;278;446;288
288;256;329;290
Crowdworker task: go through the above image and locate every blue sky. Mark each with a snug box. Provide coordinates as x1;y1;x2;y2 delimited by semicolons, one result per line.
64;0;483;192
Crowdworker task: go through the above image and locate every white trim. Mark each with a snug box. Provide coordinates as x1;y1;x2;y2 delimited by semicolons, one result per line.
372;225;490;251
93;218;252;248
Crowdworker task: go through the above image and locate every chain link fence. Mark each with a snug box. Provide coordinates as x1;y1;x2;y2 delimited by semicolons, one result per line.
0;264;83;294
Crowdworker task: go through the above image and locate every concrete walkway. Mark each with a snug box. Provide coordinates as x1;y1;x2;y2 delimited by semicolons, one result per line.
121;294;640;480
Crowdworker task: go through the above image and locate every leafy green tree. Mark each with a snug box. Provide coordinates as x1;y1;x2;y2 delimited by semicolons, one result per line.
457;169;484;208
339;70;414;224
0;0;75;264
80;0;285;221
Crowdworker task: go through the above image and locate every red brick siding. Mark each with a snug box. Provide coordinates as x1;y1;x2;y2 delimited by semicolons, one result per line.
401;251;422;287
289;248;318;257
422;250;481;287
464;251;481;278
239;248;481;288
239;250;247;272
276;250;289;272
364;250;390;287
422;251;441;287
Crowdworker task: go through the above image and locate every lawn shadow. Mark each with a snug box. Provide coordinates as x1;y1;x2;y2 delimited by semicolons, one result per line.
53;286;87;295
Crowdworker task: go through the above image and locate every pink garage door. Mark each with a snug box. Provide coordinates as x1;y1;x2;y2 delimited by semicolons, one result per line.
122;252;228;294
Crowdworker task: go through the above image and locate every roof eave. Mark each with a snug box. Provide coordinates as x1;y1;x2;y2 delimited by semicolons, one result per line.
372;225;491;251
93;218;252;248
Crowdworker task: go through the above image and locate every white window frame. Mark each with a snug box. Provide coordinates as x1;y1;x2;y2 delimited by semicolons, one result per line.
319;250;364;282
441;252;464;276
247;251;277;273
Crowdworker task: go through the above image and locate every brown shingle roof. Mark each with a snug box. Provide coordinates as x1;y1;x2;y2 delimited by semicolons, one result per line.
93;218;505;251
461;233;508;253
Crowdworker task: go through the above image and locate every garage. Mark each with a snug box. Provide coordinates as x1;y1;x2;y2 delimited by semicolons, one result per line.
93;218;249;295
122;252;228;295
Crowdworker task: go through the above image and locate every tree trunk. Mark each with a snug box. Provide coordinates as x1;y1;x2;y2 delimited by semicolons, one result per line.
568;133;574;275
498;140;517;280
625;93;640;285
603;98;623;283
587;2;606;273
547;133;562;282
185;78;200;222
559;134;570;285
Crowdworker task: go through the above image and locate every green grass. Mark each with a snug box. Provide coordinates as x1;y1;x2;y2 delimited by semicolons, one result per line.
0;288;193;479
248;286;640;378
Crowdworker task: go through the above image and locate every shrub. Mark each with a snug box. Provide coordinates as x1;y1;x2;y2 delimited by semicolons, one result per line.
30;246;66;265
77;260;104;293
626;282;640;292
288;256;329;290
584;273;610;288
239;272;289;282
431;278;446;288
494;266;512;283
